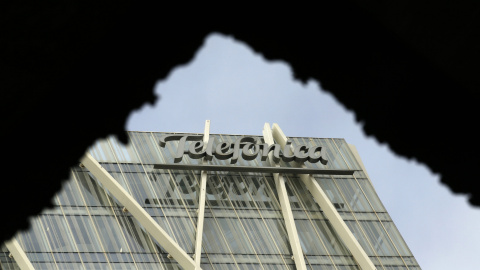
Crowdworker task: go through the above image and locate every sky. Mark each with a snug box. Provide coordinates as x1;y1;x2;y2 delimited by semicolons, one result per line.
126;33;480;270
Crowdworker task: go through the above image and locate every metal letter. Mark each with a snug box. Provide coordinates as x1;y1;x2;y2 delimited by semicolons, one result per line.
188;141;205;159
293;145;309;163
308;146;328;165
260;143;282;163
230;137;256;164
159;134;203;163
241;142;261;161
204;139;216;161
281;139;295;162
214;142;234;160
159;134;184;147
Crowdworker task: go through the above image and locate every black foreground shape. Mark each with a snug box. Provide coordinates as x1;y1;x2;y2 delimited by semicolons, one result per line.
1;1;480;244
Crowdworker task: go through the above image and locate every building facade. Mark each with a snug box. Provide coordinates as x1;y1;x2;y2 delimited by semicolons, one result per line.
0;123;421;270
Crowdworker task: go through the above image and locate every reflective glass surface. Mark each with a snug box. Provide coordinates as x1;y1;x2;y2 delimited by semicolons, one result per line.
0;132;420;269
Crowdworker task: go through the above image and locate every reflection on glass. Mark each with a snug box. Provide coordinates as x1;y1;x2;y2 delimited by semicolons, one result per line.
2;132;420;270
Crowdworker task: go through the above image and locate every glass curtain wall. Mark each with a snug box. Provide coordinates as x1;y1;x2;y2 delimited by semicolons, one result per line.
0;132;421;270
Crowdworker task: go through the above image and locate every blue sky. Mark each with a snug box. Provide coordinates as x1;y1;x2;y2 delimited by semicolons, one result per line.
126;33;480;270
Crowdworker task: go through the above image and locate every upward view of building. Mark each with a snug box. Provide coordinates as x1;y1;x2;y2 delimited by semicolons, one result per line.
0;122;421;270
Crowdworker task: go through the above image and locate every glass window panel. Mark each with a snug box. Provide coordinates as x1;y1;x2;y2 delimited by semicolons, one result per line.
307;264;336;270
216;218;254;254
402;256;418;266
56;262;84;269
334;178;373;212
383;266;409;270
330;255;358;268
108;171;132;194
42;215;77;252
312;220;350;256
382;222;413;256
205;173;232;208
107;262;137;269
295;219;328;255
202;218;232;253
128;253;156;263
151;170;199;208
336;264;361;270
255;254;288;267
344;221;375;256
116;215;158;253
80;252;108;263
377;256;406;266
108;136;140;163
200;263;215;270
205;254;237;264
30;262;58;269
0;247;20;269
91;216;131;254
309;138;349;170
117;165;165;219
73;170;111;207
263;218;291;254
136;262;165;270
52;252;81;263
242;218;284;255
24;252;54;263
208;172;281;212
88;138;116;162
354;212;381;221
286;175;323;213
241;173;279;210
18;219;50;253
357;178;386;212
65;216;103;252
55;174;86;206
332;138;362;170
316;177;347;211
165;217;195;253
129;132;163;164
360;221;399;257
305;255;332;265
225;174;258;209
82;262;110;269
132;253;161;265
150;216;178;246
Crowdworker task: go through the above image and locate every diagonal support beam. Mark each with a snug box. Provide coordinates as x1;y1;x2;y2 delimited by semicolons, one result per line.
272;123;376;270
263;123;307;270
5;238;35;270
299;174;376;270
193;120;210;269
81;153;197;270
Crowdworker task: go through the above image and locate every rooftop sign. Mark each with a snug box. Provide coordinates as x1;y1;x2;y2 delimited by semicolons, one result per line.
159;134;328;165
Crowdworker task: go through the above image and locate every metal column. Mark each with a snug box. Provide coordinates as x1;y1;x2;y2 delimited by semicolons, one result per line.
193;120;210;269
271;123;376;270
263;123;307;270
5;238;35;270
80;153;198;270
